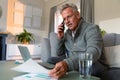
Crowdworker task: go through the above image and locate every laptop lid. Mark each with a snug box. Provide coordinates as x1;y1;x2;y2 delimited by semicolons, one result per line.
18;46;31;62
18;46;55;69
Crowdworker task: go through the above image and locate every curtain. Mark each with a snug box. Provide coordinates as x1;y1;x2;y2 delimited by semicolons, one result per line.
0;5;2;18
48;6;57;35
80;0;94;23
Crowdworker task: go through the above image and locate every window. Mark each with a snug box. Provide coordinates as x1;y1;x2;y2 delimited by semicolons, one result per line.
7;0;42;34
24;6;42;29
7;0;24;34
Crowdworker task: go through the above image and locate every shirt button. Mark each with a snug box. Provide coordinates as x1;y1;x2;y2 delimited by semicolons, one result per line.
74;43;76;46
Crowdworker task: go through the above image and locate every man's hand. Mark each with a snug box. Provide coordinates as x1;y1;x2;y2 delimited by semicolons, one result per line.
49;61;68;79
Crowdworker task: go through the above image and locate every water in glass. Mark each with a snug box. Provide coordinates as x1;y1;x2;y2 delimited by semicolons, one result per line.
79;53;93;79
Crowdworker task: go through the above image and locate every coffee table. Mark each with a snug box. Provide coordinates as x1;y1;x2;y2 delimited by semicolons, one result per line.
0;60;100;80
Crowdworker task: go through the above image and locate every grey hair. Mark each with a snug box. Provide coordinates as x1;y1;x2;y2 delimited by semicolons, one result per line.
60;3;78;14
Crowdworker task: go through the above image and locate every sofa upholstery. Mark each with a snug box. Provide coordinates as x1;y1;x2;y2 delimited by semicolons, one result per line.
103;33;120;47
40;32;59;62
101;33;120;80
103;33;120;67
40;32;120;80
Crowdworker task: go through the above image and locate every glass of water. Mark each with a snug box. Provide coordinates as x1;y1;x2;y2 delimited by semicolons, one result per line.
79;53;93;79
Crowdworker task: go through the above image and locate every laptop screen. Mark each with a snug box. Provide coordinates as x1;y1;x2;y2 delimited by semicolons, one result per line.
18;46;31;62
18;46;55;69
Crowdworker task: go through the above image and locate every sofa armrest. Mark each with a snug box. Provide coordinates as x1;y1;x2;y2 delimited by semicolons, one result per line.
101;68;120;80
103;33;116;47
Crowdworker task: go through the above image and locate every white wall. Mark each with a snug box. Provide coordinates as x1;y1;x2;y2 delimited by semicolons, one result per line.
99;18;120;34
0;0;8;31
95;0;120;24
95;0;120;33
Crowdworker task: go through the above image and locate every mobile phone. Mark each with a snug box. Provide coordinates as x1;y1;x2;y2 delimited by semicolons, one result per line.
61;20;65;30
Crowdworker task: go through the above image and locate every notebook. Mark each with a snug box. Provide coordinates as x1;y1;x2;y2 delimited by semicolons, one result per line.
18;46;55;69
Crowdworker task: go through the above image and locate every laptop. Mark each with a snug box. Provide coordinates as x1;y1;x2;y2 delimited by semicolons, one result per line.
18;46;55;69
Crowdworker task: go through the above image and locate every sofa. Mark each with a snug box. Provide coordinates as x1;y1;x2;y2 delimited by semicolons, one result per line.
40;32;59;62
40;32;120;80
101;33;120;80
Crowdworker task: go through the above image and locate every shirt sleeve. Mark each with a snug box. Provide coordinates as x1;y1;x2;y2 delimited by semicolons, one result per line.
86;25;103;63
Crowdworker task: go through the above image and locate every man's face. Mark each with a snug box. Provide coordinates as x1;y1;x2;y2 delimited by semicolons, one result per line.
61;7;80;31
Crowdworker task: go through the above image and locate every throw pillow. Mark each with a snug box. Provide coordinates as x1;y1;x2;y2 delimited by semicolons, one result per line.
104;45;120;67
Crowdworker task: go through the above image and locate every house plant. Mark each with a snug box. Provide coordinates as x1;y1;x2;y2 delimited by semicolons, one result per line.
100;28;106;36
16;29;34;44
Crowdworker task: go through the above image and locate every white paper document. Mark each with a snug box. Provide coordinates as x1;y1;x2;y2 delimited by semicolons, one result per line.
12;59;57;80
12;59;49;74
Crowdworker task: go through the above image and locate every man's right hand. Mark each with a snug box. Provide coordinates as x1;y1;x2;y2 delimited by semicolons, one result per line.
49;61;68;79
57;23;64;39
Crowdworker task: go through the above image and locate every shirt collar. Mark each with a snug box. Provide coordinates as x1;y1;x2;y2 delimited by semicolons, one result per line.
72;29;77;38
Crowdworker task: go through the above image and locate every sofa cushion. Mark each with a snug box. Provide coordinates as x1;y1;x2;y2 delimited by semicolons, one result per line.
104;45;120;67
50;32;59;57
103;33;116;47
101;68;120;80
40;38;51;62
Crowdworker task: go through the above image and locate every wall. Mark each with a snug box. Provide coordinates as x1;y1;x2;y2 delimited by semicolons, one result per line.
0;0;8;31
99;18;120;33
95;0;120;24
95;0;120;33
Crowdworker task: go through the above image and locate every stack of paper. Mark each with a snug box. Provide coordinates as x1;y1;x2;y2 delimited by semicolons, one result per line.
11;59;57;80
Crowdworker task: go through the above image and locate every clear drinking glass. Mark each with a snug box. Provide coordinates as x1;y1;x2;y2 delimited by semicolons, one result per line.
79;53;93;79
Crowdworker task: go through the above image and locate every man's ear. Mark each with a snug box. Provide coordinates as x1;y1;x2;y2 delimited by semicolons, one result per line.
76;11;80;19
